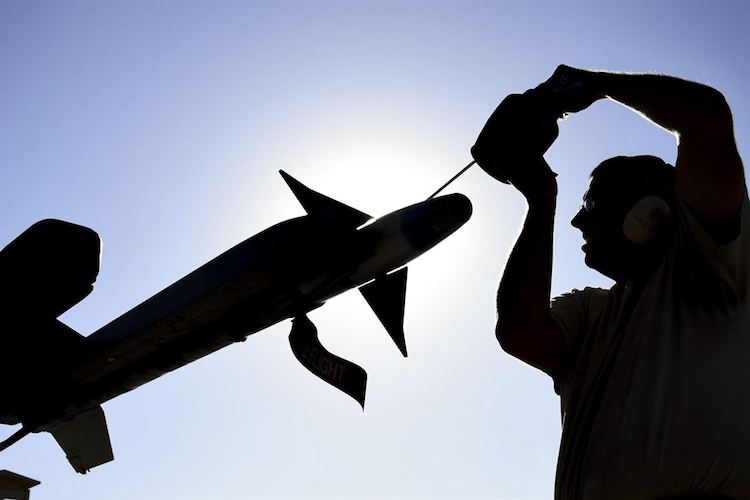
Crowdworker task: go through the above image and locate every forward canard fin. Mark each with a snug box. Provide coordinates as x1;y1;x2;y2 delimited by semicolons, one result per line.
279;170;372;228
359;267;408;357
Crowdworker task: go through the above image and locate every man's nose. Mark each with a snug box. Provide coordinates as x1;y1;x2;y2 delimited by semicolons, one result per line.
571;208;585;230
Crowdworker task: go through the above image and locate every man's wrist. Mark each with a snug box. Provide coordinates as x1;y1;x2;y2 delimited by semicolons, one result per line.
581;69;607;101
548;65;607;114
524;177;558;210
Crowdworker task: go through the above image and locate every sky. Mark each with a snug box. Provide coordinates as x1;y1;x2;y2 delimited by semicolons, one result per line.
2;1;750;498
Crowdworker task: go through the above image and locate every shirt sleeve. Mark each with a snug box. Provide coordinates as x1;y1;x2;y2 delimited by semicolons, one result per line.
549;288;592;395
673;186;750;310
550;289;587;348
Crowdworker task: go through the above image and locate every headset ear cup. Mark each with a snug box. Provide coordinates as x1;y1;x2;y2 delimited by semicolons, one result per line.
622;196;672;244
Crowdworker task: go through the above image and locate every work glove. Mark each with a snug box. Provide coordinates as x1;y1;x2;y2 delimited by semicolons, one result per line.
471;90;559;185
534;64;603;116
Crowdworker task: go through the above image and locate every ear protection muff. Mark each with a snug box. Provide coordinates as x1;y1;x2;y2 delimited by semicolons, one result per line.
622;195;672;244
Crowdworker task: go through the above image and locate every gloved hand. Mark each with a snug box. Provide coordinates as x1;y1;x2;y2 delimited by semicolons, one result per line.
534;64;603;116
471;90;560;186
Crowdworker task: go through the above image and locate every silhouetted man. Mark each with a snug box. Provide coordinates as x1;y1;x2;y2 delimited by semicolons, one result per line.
472;66;749;499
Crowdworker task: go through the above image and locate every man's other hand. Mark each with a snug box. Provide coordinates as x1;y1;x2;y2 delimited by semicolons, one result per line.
536;64;604;115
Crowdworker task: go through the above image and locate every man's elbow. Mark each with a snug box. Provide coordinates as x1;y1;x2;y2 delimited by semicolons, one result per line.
494;316;565;374
676;86;733;139
495;321;527;357
694;85;732;123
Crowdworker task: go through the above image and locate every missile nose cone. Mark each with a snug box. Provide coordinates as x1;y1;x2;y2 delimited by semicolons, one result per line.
399;193;473;252
445;193;473;225
431;193;472;230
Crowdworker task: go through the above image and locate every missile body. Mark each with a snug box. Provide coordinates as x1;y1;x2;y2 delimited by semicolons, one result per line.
0;171;471;473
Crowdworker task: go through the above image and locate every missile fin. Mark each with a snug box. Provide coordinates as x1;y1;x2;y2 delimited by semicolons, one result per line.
279;170;372;228
359;267;408;357
289;315;367;409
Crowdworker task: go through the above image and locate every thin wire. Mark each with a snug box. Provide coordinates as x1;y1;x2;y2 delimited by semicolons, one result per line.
426;160;476;200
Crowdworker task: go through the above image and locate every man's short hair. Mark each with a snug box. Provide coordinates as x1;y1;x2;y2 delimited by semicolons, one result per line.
590;155;676;203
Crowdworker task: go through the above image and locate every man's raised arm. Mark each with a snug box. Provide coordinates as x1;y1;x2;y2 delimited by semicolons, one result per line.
493;162;566;374
548;66;745;234
471;93;567;374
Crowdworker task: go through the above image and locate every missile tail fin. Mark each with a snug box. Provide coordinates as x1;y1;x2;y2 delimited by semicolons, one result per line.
359;267;408;357
279;170;372;228
289;315;367;409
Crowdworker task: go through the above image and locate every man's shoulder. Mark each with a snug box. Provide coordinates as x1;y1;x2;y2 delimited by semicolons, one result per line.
550;286;618;338
553;286;616;307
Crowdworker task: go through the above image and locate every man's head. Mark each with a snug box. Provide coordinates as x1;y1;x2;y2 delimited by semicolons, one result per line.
571;155;676;282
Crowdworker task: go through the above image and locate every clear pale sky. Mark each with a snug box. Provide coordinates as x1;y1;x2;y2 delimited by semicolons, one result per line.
2;1;750;498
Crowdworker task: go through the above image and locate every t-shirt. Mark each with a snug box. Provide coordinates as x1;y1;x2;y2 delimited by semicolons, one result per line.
550;187;750;499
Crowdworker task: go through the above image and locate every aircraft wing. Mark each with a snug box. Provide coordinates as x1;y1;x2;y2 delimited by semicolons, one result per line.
48;406;114;474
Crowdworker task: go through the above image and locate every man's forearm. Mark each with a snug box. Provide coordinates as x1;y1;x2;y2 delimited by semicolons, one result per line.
495;191;563;372
587;71;732;136
497;198;555;334
576;67;743;225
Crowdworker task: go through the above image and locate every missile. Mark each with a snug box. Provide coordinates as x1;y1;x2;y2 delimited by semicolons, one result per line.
1;170;472;473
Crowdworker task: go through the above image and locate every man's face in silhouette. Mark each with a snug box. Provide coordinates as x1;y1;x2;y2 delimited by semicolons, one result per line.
571;176;639;282
572;156;675;282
